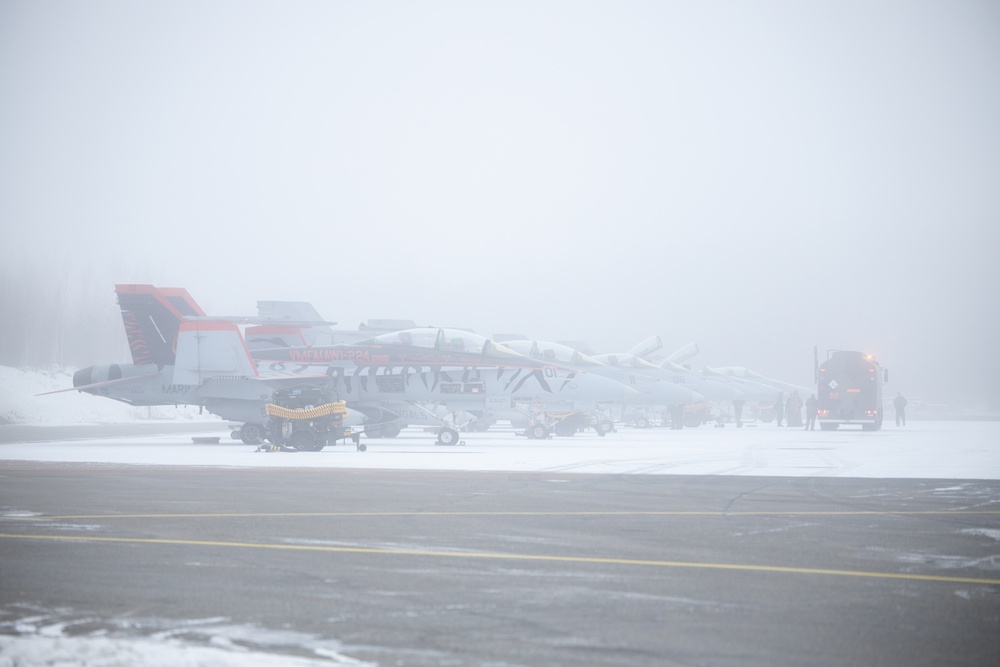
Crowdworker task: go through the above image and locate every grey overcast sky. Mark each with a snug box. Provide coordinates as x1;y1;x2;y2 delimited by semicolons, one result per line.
2;1;998;405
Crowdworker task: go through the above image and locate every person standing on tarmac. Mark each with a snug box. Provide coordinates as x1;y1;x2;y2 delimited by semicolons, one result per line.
774;391;785;426
804;394;818;431
733;398;745;428
787;391;803;427
894;392;908;426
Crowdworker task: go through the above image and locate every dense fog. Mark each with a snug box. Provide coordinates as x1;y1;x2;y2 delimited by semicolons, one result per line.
1;1;998;409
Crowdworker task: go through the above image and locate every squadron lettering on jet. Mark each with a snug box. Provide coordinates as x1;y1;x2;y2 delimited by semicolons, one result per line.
161;384;194;395
287;348;390;364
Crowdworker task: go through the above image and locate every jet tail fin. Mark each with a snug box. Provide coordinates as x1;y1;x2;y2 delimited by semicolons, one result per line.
172;321;259;385
115;284;205;366
253;301;333;347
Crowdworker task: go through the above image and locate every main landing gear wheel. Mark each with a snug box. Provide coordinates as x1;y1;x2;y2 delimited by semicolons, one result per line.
595;419;614;437
381;423;402;438
437;428;460;446
240;423;265;445
363;424;384;438
528;423;549;440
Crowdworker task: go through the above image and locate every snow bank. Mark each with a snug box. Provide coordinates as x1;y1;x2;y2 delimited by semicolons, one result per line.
0;634;367;667
0;612;371;667
0;366;211;426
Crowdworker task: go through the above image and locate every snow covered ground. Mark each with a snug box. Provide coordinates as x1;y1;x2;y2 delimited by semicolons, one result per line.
2;421;999;480
1;366;999;479
0;612;371;667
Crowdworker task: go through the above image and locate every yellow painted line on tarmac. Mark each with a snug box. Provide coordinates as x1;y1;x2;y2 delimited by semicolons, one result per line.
4;510;1000;521
1;532;999;586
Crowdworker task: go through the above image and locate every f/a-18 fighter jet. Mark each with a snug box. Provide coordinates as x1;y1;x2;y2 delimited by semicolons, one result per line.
61;285;635;448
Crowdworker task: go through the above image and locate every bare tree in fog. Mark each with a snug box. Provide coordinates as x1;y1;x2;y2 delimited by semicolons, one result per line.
0;264;130;369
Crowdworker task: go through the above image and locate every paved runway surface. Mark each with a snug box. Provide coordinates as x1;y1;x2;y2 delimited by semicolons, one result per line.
2;460;999;666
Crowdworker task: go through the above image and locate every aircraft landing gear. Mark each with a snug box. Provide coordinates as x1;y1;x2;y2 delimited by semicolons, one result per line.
240;423;265;446
527;423;549;440
436;427;460;446
595;419;614;436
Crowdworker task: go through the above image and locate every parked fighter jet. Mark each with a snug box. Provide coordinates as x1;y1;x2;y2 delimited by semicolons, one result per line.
503;340;705;432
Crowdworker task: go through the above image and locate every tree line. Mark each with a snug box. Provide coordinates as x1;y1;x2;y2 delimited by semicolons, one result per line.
0;263;132;369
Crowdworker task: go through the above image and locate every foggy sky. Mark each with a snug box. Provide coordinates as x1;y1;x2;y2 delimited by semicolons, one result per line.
2;1;998;406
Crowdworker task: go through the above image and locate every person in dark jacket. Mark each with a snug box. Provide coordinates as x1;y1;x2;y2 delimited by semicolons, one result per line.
894;392;908;426
804;394;818;431
786;391;803;427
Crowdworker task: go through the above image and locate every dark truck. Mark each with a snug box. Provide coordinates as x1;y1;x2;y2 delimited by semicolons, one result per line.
816;350;888;431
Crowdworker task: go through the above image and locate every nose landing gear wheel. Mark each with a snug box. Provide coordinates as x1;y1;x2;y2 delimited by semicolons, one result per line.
437;428;460;446
528;423;549;440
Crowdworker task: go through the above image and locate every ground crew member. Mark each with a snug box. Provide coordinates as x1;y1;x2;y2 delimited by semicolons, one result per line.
733;399;745;428
894;392;908;426
786;391;803;427
804;394;818;431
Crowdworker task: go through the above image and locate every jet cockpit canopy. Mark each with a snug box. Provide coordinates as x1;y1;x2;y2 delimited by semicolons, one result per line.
593;352;662;372
369;328;522;359
504;340;605;367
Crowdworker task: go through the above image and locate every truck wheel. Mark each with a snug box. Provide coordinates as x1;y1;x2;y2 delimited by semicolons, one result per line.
291;430;320;451
636;416;650;429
